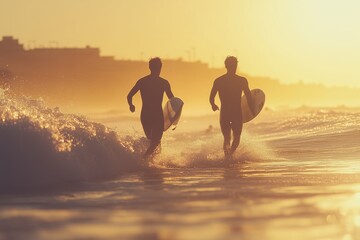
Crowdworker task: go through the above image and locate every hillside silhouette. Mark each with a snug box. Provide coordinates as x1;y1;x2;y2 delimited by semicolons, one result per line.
1;36;360;113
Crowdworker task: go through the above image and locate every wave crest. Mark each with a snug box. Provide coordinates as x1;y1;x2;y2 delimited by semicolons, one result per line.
0;92;138;192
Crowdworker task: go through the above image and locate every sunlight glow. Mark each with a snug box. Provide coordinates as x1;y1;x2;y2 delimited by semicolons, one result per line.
2;0;360;86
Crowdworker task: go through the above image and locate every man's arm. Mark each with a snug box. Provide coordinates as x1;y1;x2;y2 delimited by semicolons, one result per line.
127;81;140;112
244;79;255;116
165;81;174;99
209;81;219;111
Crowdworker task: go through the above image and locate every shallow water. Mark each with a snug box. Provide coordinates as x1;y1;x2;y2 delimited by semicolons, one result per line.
1;93;360;239
2;162;360;240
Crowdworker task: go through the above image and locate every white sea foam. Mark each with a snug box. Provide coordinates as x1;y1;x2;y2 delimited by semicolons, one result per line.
0;91;142;192
0;91;274;192
1;89;359;192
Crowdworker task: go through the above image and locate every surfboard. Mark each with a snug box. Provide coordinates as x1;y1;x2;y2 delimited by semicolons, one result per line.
241;89;265;123
163;97;184;131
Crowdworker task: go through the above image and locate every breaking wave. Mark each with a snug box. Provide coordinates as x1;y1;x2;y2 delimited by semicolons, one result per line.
0;90;142;192
0;89;274;192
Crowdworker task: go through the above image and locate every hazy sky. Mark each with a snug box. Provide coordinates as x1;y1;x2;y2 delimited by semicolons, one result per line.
2;0;360;87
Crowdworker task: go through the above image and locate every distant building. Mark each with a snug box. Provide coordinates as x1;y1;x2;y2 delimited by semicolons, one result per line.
0;36;101;60
0;36;25;53
1;36;358;111
0;36;213;111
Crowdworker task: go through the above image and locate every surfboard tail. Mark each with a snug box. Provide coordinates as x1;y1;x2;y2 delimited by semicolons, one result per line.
163;97;184;131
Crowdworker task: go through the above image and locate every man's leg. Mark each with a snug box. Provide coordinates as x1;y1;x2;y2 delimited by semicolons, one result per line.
145;140;160;156
220;113;231;157
145;132;162;156
141;112;152;139
230;119;243;154
144;114;164;157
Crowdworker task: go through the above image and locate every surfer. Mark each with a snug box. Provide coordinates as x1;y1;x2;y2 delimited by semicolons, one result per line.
127;57;174;157
209;56;254;159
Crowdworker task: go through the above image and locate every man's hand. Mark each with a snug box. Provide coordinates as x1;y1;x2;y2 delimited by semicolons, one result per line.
211;104;219;111
129;104;135;112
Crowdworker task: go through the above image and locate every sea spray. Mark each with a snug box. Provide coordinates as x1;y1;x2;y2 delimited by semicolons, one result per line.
0;91;139;192
150;128;276;168
0;89;277;192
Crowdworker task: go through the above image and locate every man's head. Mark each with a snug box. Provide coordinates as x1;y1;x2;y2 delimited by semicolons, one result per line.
149;57;162;76
224;56;238;74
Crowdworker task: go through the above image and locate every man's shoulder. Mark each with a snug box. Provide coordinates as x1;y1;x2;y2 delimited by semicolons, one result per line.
214;74;247;83
235;74;247;80
138;75;151;81
136;76;147;84
235;75;248;84
159;77;170;85
214;74;227;83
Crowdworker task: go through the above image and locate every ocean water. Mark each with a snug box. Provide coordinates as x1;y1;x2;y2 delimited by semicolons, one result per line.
1;91;360;240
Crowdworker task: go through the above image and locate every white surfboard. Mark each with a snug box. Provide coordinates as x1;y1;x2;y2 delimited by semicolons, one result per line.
163;97;184;131
241;89;265;123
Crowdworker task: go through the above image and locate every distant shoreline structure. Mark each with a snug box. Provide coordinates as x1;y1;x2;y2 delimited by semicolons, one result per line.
1;36;360;112
0;36;207;67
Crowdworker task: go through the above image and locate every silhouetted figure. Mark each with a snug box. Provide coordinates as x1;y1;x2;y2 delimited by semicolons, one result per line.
209;56;254;159
127;58;174;157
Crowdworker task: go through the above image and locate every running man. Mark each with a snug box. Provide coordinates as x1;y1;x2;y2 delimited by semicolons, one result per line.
209;56;254;159
127;57;174;157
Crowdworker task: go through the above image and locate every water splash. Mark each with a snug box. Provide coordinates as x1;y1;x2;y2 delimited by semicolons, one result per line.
0;91;139;192
0;90;276;192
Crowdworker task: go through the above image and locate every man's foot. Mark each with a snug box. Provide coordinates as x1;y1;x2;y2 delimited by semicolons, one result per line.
224;148;233;162
223;143;230;155
144;142;161;162
154;143;161;154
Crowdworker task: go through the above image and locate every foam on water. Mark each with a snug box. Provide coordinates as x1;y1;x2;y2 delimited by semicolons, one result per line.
0;90;273;192
149;130;275;168
0;91;141;192
249;109;360;161
2;88;358;192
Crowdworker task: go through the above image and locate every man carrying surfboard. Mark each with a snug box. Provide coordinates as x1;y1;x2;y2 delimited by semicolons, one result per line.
209;56;255;159
127;57;174;157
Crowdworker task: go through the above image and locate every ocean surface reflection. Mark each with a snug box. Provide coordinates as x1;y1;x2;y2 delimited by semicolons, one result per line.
1;162;360;240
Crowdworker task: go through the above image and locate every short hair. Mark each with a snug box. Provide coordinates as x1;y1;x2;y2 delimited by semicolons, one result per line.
149;57;162;71
224;56;238;68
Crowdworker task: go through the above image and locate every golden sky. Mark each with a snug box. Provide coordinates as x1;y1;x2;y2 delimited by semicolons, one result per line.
2;0;360;87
